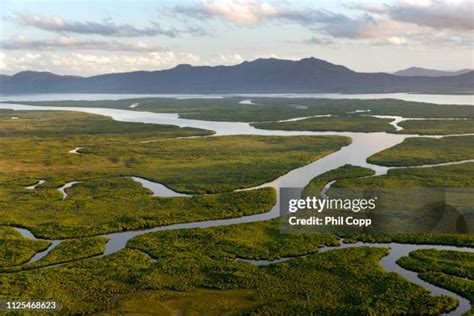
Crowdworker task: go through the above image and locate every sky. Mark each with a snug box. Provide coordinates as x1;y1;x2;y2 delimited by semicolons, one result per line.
1;0;473;76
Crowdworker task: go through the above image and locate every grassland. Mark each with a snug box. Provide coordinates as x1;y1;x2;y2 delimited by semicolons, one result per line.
397;249;474;304
0;220;458;314
367;135;474;166
11;97;474;121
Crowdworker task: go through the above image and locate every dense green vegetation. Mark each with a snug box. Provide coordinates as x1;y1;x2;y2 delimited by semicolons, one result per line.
296;164;474;236
0;220;458;314
0;227;50;267
340;161;474;191
0;110;350;238
127;222;457;314
252;115;395;132
98;289;261;315
79;135;350;193
345;233;474;248
0;248;153;313
398;249;474;303
14;98;474;135
12;97;474;121
1;101;472;314
0;111;350;193
302;164;375;197
399;119;474;135
127;220;340;260
2;177;276;239
321;163;474;244
1;237;108;272
0;110;213;138
367;135;474;166
250;247;456;315
399;249;473;280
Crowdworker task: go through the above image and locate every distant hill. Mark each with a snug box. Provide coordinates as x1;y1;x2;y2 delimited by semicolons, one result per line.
1;57;473;94
394;67;472;77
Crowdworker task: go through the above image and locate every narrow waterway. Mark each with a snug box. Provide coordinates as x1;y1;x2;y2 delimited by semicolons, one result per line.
25;180;46;190
69;147;83;154
131;177;190;197
57;181;81;200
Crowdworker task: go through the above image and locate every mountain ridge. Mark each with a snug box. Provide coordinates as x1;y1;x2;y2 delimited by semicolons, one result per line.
393;67;473;77
1;57;473;94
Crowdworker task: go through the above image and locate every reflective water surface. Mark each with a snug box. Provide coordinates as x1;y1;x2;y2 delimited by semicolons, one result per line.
131;177;189;197
1;92;473;105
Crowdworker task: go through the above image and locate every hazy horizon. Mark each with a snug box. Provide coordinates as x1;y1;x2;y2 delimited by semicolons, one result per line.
1;0;473;76
3;55;473;77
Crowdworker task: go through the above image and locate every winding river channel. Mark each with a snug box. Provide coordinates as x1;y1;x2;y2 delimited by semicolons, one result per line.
0;101;473;315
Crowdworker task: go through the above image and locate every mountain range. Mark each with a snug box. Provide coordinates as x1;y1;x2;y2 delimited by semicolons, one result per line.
1;57;472;94
393;67;472;77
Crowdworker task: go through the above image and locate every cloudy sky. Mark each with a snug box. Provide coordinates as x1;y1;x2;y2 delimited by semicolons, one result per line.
1;0;472;75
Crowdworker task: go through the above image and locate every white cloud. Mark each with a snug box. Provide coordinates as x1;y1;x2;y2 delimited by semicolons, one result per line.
335;0;473;48
2;36;165;52
352;0;473;32
388;0;474;31
14;12;179;37
306;36;334;45
201;0;278;25
386;36;407;46
175;0;344;27
345;2;387;14
400;0;432;7
175;0;472;48
1;52;51;72
50;51;201;73
205;53;244;65
0;52;7;71
1;51;252;75
2;0;472;74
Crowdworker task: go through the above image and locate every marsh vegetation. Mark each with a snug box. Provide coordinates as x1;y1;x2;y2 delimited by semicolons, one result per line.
367;136;474;166
398;249;474;304
0;98;473;314
0;110;349;238
13;97;474;121
252;115;396;133
0;220;459;315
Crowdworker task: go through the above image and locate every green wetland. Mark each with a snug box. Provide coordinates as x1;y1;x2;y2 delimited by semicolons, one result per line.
0;97;473;315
